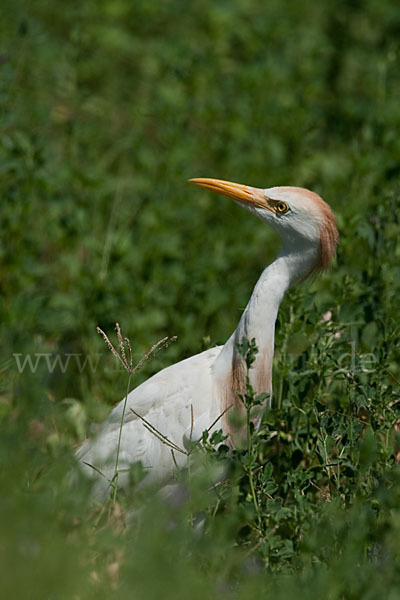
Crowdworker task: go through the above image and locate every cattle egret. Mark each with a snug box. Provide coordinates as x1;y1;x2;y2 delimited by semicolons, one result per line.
78;178;338;496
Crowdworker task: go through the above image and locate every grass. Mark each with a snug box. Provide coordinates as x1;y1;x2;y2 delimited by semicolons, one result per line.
1;0;400;597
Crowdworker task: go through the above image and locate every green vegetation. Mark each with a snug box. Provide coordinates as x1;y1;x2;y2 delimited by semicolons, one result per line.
1;0;400;597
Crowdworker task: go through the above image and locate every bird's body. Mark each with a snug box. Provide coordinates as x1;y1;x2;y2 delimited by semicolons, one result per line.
78;346;222;490
78;179;338;497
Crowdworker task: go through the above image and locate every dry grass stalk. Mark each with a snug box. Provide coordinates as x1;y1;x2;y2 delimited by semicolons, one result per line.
96;322;177;374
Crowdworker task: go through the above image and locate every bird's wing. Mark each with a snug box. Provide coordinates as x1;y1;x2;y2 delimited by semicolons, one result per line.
76;345;222;495
105;345;222;430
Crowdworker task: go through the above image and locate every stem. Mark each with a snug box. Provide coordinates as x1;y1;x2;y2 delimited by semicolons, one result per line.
111;372;132;503
246;375;262;531
277;304;293;411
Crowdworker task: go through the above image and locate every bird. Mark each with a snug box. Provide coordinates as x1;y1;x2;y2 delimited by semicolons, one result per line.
77;178;338;497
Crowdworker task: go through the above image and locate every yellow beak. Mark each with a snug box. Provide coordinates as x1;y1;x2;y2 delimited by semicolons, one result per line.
188;177;273;212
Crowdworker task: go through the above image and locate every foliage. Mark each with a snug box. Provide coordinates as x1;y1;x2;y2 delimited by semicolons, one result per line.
1;0;400;598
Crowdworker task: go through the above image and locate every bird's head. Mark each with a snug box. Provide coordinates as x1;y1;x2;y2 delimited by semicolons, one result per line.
189;177;338;277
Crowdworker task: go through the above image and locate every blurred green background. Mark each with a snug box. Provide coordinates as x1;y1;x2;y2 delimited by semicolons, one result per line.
1;0;400;598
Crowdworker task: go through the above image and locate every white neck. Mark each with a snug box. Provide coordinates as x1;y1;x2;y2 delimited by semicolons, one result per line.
214;242;317;397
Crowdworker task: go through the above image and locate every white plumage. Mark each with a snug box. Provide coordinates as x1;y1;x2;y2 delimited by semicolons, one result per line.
77;178;338;497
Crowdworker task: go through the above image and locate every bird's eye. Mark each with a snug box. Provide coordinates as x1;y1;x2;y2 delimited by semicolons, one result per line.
276;201;289;214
